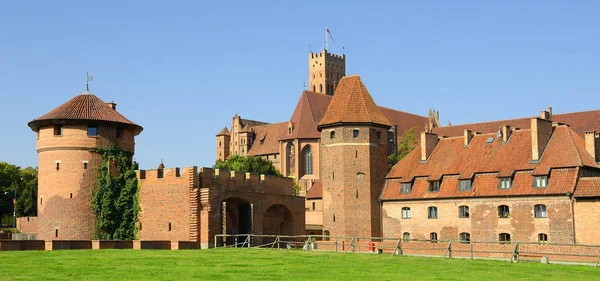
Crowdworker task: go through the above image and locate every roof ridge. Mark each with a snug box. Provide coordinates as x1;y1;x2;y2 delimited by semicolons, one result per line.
377;105;427;119
565;126;585;167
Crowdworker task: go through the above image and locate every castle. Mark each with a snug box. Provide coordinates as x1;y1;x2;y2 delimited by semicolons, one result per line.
19;47;600;246
217;49;600;243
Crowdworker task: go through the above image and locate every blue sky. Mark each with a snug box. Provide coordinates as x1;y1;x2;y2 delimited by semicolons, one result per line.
1;1;599;169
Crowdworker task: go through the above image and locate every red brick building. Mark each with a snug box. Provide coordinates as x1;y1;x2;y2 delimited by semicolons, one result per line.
382;111;600;244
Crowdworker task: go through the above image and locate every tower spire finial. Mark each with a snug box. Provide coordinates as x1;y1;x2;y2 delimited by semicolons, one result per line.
86;72;93;91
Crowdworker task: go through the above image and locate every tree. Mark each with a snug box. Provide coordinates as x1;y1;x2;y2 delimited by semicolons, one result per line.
92;145;140;240
214;155;281;176
388;128;418;170
15;167;37;217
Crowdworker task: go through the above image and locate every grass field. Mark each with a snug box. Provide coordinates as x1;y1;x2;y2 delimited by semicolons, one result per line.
0;248;598;280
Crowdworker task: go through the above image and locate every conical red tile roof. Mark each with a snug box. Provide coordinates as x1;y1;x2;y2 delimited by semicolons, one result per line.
318;75;391;129
28;91;142;134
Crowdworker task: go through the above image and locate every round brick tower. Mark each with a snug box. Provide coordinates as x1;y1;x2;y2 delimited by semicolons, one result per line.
28;90;142;240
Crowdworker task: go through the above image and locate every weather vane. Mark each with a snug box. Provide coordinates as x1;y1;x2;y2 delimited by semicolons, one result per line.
86;72;94;91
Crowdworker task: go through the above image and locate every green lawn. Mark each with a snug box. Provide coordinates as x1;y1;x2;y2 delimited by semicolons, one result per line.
0;248;597;280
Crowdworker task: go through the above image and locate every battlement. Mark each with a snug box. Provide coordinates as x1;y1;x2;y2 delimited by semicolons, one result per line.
198;167;297;196
137;166;197;182
309;50;345;60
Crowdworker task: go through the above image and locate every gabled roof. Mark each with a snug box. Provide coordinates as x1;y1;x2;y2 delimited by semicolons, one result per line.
432;110;600;137
318;75;391;129
283;91;331;140
306;180;322;199
28;91;142;134
383;125;600;200
216;127;230;136
246;122;288;156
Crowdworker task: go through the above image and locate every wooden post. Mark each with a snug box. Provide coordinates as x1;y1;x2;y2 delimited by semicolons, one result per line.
221;201;227;246
469;243;473;259
511;242;520;262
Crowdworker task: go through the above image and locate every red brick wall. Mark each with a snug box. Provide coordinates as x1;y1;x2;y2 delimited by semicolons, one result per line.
138;167;198;241
36;124;136;240
382;195;574;244
16;216;38;234
321;125;388;238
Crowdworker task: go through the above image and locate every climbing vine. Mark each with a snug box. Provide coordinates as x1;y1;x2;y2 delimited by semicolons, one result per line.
92;144;140;240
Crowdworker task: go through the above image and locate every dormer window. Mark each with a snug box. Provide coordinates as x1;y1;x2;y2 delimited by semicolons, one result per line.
498;178;512;189
428;181;440;192
533;176;548;188
401;182;412;194
459;179;472;191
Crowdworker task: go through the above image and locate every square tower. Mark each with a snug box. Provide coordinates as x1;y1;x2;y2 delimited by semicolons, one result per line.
308;50;346;95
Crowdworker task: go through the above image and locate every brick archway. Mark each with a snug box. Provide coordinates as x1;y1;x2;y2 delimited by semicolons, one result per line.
222;197;252;236
262;204;294;236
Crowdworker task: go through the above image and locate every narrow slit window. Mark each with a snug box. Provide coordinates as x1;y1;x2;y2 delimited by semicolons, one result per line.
168;223;172;231
353;129;359;138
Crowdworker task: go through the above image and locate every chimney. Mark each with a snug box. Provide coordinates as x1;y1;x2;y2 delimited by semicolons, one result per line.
531;117;554;162
540;110;551;120
502;125;511;142
107;102;117;110
463;129;474;146
585;131;599;162
547;106;553;119
421;132;439;161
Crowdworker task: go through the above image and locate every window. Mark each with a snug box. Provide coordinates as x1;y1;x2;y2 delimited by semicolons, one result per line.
319;84;323;92
288;128;292;134
498;205;510;218
330;131;335;139
168;223;172;231
376;131;381;141
303;147;313;175
401;183;412;194
83;161;88;170
403;232;410;241
538;233;548;243
458;206;469;218
428;206;438;219
116;128;123;138
312;202;315;210
498;178;512;189
219;141;222;147
459;232;470;244
534;204;547;218
533;176;548;188
499;233;511;243
353;129;359;138
459;180;472;191
87;126;98;137
401;207;411;219
428;181;440;192
56;162;60;171
430;232;438;242
55;229;58;238
54;125;63;136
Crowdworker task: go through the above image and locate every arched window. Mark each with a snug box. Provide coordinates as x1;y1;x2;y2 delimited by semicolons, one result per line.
303;146;313;175
403;232;410;241
428;206;438;219
498;205;510;218
458;206;469;218
499;233;511;243
219;141;221;147
353;129;359;138
286;142;295;177
312;85;316;92
330;131;335;139
459;232;470;244
319;84;323;93
430;232;438;242
401;207;410;219
534;204;547;218
538;233;548;243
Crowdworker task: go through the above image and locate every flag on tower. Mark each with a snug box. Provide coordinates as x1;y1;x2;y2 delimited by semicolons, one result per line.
327;28;334;41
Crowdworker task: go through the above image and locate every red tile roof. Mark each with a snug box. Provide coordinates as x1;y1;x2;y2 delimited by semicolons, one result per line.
246;122;288;156
28;91;142;134
574;177;600;197
282;91;331;140
383;125;600;200
433;110;600;137
318;75;392;129
306;180;322;199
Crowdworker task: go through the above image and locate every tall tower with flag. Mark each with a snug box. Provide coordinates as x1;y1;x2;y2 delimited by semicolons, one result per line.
308;28;346;95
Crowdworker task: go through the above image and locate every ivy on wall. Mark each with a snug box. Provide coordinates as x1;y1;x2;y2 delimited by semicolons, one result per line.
92;144;140;240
